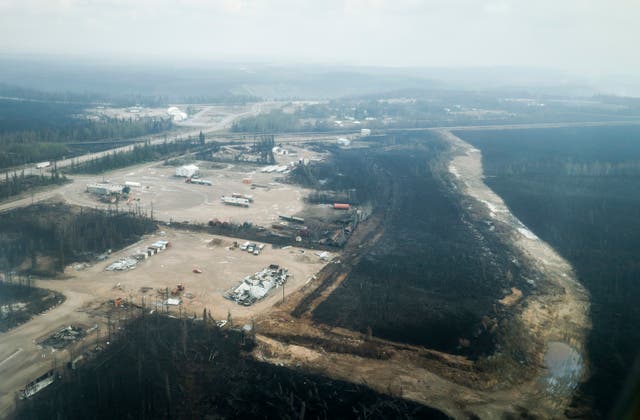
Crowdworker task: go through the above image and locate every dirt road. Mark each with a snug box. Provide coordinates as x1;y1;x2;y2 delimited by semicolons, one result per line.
0;289;95;413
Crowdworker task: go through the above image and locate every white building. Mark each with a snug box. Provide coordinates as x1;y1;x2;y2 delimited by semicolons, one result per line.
360;128;371;137
167;106;188;121
175;164;199;178
336;137;351;147
86;183;125;196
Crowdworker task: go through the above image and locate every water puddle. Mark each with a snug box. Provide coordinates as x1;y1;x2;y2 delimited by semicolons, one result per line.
543;341;584;396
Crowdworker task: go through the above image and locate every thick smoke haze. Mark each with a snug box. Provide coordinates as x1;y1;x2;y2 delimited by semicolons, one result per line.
0;0;639;93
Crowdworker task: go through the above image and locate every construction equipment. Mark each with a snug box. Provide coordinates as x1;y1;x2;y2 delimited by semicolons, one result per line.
171;284;185;296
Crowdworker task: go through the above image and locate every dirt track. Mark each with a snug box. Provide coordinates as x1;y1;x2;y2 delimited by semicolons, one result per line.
440;129;591;414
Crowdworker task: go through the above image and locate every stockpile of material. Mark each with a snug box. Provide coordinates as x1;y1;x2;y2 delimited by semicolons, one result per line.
225;266;288;306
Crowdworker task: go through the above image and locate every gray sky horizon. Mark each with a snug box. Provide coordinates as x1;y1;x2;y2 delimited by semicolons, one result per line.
1;1;638;83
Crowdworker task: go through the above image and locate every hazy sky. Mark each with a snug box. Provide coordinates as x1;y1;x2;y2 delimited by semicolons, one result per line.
0;0;638;77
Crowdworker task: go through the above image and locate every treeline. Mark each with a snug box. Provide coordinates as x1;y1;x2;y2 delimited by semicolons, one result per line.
182;94;260;105
0;84;100;105
0;82;260;107
1;116;172;143
0;167;68;200
13;315;447;419
0;115;173;170
68;139;203;174
231;109;332;133
0;99;84;133
482;157;640;177
0;203;156;274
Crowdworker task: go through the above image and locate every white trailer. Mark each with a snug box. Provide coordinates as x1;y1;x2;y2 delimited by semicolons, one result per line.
221;196;250;208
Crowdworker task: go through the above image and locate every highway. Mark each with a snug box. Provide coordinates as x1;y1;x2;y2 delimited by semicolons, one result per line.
0;101;269;181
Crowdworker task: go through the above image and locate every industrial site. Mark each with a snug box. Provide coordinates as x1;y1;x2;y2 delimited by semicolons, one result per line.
2;18;640;415
0;125;368;417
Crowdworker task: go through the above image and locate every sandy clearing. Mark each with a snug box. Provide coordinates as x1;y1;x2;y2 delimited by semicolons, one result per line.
0;228;330;414
56;146;326;227
440;128;591;415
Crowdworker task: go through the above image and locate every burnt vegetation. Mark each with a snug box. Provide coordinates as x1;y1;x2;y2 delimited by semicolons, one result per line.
0;202;156;275
12;315;448;420
460;125;640;416
0;274;64;332
311;133;527;359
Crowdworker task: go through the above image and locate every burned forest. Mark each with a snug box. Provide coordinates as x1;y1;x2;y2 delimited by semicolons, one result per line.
2;18;640;416
11;314;448;420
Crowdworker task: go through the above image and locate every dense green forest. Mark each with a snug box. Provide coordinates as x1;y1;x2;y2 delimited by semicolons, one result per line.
0;82;260;108
0;116;173;169
0;99;85;132
460;125;640;417
0;99;173;169
13;315;447;419
0;202;156;274
0;84;99;107
231;109;332;133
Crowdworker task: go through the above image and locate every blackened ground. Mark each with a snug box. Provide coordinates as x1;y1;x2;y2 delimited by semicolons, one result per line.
12;315;448;420
0;281;64;332
460;126;640;417
0;201;156;275
313;133;523;357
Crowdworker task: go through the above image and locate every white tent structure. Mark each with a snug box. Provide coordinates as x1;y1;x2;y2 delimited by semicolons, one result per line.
167;106;188;121
175;164;199;178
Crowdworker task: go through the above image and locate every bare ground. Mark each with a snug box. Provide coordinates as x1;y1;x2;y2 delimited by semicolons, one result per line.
0;229;329;414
